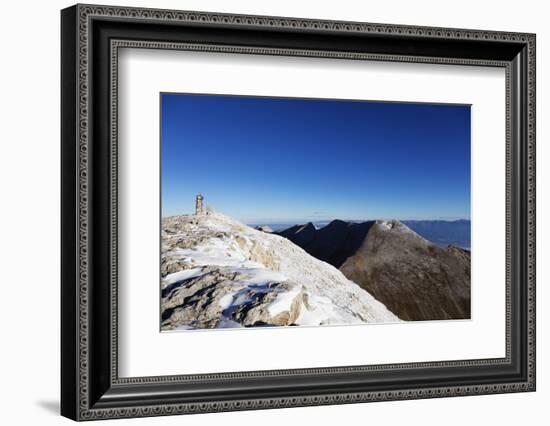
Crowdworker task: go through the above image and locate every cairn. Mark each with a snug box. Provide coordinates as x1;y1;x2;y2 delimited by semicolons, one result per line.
195;194;204;215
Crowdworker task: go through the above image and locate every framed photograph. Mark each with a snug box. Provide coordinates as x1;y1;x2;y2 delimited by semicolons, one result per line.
61;4;536;421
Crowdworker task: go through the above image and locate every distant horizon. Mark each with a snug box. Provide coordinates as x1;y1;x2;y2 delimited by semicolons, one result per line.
246;217;472;225
161;208;471;225
162;94;471;222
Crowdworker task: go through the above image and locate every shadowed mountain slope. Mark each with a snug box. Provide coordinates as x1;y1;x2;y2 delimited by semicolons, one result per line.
278;220;376;268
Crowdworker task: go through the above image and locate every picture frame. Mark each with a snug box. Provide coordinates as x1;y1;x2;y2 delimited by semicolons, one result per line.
61;3;536;421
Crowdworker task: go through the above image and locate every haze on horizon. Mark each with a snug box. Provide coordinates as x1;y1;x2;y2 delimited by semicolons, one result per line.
161;93;471;224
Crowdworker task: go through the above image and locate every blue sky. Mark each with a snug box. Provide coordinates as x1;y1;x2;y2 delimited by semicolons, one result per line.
161;93;471;224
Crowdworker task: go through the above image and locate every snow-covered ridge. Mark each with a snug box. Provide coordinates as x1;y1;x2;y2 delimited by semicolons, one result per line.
161;211;399;330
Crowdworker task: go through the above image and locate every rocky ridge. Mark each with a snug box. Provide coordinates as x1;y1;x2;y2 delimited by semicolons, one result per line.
161;212;399;330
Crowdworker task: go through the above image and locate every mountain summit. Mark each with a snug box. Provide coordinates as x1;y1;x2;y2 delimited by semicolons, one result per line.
161;212;399;330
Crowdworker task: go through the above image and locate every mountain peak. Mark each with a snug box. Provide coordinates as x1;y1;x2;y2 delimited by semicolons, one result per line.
297;222;316;233
340;222;470;321
373;219;425;239
277;217;470;322
324;219;349;229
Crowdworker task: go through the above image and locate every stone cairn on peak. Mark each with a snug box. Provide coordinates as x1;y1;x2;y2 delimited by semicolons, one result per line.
195;194;204;215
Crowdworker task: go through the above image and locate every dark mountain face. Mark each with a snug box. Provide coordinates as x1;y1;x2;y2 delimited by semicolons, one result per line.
278;222;317;247
278;220;375;268
277;220;470;321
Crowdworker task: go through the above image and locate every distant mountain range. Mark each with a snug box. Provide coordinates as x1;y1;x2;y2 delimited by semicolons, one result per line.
276;219;470;321
402;220;470;250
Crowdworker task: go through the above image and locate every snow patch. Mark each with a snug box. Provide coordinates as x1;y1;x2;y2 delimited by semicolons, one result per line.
378;221;393;230
216;319;243;329
218;292;236;310
169;242;264;270
267;286;302;316
162;267;204;287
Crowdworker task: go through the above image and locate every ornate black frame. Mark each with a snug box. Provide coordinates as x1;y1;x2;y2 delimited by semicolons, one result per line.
61;4;536;421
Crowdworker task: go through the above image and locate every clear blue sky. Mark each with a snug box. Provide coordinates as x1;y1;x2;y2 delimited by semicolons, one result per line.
161;93;470;224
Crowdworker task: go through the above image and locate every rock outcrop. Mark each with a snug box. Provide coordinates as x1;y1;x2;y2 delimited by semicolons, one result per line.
254;225;274;233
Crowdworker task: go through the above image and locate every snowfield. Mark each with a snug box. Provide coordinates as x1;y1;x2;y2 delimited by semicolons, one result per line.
161;211;400;330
